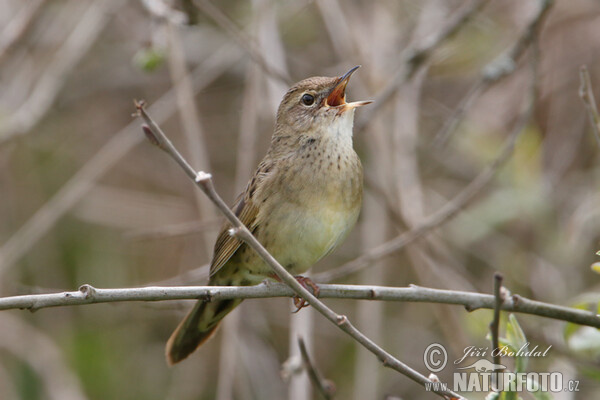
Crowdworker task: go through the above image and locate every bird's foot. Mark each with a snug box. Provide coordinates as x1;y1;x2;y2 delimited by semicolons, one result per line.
292;275;320;313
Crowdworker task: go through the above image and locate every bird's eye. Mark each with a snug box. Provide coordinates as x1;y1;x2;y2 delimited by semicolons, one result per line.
301;93;315;106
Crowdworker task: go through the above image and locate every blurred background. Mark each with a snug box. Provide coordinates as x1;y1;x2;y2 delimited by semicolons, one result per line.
1;0;600;399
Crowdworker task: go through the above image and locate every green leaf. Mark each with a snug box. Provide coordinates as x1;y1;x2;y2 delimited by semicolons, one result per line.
485;391;501;400
133;48;166;72
505;314;527;349
564;302;595;340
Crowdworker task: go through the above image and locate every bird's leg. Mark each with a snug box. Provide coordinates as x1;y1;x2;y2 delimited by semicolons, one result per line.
268;274;320;312
292;275;320;312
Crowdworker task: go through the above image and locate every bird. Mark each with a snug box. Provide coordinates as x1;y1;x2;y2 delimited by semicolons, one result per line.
166;66;371;365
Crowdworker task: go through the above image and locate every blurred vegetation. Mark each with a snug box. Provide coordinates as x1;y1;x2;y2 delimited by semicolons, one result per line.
1;0;600;399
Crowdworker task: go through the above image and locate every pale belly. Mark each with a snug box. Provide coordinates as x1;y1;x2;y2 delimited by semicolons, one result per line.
260;200;360;275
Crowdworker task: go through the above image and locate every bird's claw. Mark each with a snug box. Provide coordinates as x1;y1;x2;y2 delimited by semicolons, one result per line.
292;276;320;313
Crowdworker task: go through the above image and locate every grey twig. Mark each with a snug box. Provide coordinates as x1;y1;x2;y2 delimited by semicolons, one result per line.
0;46;241;276
432;0;553;148
135;103;460;399
1;283;599;330
0;0;122;143
315;95;533;283
578;65;600;149
490;273;504;391
317;26;542;285
0;0;46;65
356;0;490;132
123;218;222;241
298;337;336;400
194;0;292;85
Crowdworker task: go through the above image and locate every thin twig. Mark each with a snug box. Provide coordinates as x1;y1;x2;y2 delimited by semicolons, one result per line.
319;33;542;285
578;65;600;149
490;273;504;391
2;283;599;330
194;0;291;85
135;103;460;398
0;0;123;143
315;95;533;283
298;337;336;400
0;46;242;276
432;0;554;147
356;0;490;132
165;21;216;254
123;218;222;241
0;0;46;65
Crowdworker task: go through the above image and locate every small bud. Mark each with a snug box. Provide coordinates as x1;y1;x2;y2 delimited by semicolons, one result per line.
195;171;212;182
142;124;161;147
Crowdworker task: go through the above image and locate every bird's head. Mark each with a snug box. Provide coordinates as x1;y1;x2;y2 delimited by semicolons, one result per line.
274;66;371;140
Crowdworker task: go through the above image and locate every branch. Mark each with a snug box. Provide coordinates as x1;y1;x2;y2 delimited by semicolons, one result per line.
578;65;600;149
0;45;242;276
318;17;544;284
1;283;599;329
0;0;46;66
432;0;553;147
298;337;335;400
316;93;533;283
135;102;460;398
356;0;490;132
194;0;292;85
490;273;504;391
0;0;121;143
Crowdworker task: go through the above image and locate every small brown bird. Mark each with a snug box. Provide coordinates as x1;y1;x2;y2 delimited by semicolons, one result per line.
166;66;371;365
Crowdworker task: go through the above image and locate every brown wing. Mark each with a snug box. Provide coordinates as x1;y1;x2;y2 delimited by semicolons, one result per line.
209;160;274;277
209;192;260;277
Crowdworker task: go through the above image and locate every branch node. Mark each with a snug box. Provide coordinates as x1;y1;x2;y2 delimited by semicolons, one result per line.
133;99;146;113
195;171;212;183
142;124;161;147
336;315;348;326
512;294;521;305
78;284;96;299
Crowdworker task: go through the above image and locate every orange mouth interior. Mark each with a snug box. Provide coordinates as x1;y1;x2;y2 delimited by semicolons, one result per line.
326;82;347;107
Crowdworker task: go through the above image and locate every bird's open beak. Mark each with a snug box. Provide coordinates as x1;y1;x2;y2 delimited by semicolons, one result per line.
326;65;372;109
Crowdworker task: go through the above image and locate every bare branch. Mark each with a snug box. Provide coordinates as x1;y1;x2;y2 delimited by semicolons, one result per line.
0;46;242;276
432;0;553;147
490;273;504;391
2;283;599;330
194;0;291;85
123;218;221;241
298;337;336;400
0;0;46;65
356;0;490;132
315;94;533;283
135;103;460;398
578;65;600;149
0;0;122;143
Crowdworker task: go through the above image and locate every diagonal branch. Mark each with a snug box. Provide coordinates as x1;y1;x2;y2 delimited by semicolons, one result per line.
356;0;491;132
578;65;600;149
298;337;335;400
432;0;553;147
135;102;460;399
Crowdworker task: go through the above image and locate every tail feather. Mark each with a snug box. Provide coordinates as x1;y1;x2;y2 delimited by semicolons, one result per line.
166;298;241;365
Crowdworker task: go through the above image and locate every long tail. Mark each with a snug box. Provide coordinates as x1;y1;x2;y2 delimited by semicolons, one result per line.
166;298;242;365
